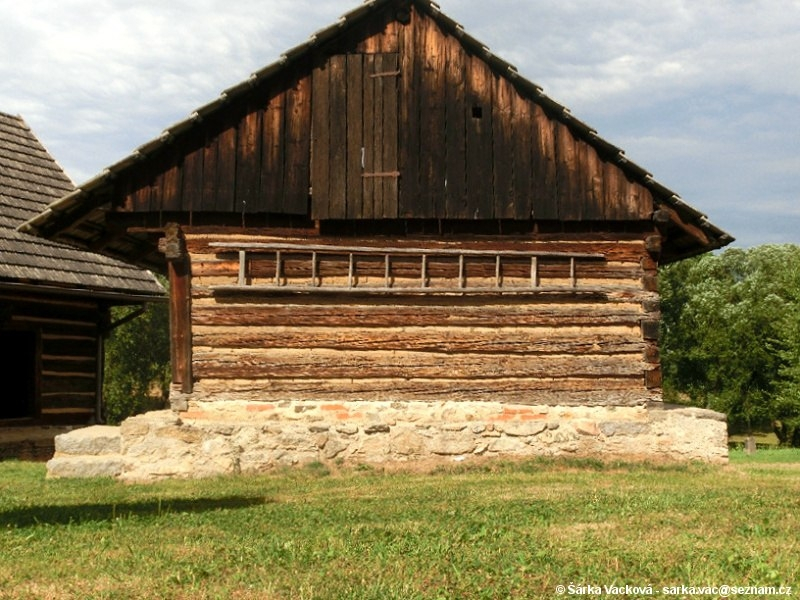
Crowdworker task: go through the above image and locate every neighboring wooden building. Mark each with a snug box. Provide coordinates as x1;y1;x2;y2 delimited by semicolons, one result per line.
24;0;733;476
0;112;165;427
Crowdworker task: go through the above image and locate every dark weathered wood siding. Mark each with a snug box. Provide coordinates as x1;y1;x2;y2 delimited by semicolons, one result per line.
0;292;104;424
184;230;661;406
115;5;654;224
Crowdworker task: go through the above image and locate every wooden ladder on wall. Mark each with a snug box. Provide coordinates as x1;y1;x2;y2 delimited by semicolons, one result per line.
209;242;607;295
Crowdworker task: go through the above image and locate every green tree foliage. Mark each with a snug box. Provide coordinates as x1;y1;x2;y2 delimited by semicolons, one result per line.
103;296;171;425
660;245;800;445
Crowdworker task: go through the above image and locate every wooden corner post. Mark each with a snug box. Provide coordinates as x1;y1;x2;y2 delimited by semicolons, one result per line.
160;223;193;394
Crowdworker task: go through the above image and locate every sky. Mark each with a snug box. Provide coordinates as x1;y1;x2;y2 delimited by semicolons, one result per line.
1;0;798;249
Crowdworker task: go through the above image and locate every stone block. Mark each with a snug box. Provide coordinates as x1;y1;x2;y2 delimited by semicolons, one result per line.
599;421;650;437
322;437;349;459
336;424;359;435
574;421;600;436
364;424;391;435
498;422;547;437
54;426;121;456
427;433;475;456
390;429;426;456
488;435;529;454
46;455;125;479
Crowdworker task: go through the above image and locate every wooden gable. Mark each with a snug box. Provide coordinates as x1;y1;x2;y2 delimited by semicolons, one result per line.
113;3;652;224
21;0;732;266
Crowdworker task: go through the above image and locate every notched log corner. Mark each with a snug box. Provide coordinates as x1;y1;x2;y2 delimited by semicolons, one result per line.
158;223;187;262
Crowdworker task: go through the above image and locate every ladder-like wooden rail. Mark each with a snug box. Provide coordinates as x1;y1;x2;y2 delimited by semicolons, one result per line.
209;242;607;295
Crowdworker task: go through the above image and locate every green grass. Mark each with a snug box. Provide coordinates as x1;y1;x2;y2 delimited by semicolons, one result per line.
1;455;799;599
730;447;800;463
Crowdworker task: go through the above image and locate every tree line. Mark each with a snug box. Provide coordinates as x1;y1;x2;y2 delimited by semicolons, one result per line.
660;244;800;446
101;245;800;447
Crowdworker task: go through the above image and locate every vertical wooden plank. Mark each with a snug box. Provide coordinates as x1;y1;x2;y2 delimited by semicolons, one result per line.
465;52;494;219
532;105;558;219
119;178;134;212
129;170;153;212
603;162;625;221
493;74;515;219
604;161;626;220
511;90;534;219
311;63;330;219
162;157;182;213
262;89;286;214
380;53;400;218
201;134;218;211
346;55;364;219
362;54;376;218
444;33;467;218
574;141;594;220
328;55;348;218
215;120;237;212
555;122;580;220
419;16;446;217
584;143;605;220
378;16;400;53
354;8;399;54
149;169;164;216
373;54;389;217
284;73;313;215
181;136;204;215
624;178;645;221
604;163;652;220
236;107;262;213
359;20;380;54
634;184;655;220
398;9;420;217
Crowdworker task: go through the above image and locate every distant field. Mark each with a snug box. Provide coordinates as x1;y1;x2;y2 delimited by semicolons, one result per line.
729;432;781;447
1;454;798;599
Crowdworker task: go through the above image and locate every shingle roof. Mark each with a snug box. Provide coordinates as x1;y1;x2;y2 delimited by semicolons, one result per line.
0;112;165;300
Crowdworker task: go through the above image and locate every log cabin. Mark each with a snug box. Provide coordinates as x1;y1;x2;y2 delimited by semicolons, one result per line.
0;112;165;457
24;0;734;478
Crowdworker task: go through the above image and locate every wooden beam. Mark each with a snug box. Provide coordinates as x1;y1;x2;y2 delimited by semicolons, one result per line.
655;204;710;246
161;224;192;393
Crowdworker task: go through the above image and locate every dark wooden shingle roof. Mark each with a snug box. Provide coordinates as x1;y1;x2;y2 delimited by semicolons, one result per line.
0;112;165;300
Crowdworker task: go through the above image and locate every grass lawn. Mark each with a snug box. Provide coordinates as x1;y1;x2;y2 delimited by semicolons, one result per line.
1;453;798;599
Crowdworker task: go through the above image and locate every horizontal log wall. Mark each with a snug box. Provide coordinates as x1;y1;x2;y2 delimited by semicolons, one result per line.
186;232;660;406
0;293;100;423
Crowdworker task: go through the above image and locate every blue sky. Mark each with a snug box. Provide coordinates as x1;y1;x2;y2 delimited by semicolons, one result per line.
1;0;798;248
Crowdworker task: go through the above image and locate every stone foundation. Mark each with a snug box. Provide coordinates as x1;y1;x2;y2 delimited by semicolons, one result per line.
47;400;728;481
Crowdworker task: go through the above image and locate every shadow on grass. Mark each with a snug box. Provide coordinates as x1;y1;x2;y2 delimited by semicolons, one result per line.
0;495;273;528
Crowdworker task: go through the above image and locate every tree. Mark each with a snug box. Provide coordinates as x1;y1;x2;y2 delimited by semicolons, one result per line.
660;245;800;446
103;292;171;425
773;259;800;446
